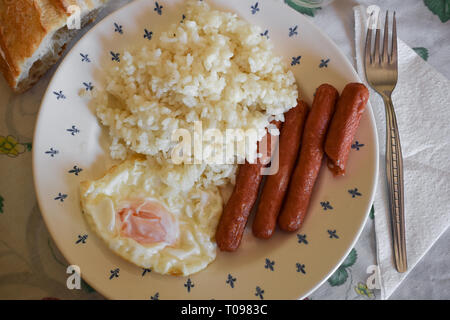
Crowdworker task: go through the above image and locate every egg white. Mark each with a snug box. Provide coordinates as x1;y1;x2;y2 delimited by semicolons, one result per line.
80;156;223;276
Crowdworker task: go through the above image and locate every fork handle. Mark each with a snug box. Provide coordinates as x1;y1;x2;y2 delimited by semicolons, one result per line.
383;95;407;273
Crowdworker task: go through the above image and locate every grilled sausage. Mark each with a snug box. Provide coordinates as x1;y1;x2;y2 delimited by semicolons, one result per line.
278;84;339;232
325;83;369;176
216;121;281;251
252;101;309;239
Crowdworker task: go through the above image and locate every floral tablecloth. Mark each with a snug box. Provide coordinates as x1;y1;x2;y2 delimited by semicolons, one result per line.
0;0;448;300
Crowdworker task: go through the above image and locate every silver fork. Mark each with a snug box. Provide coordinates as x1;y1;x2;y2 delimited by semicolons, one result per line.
364;11;407;273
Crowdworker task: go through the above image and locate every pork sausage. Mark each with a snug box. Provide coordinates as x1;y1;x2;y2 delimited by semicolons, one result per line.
325;83;369;176
278;84;339;232
252;101;309;239
216;122;281;251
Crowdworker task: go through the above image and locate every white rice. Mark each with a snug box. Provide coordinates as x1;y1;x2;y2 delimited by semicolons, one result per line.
93;0;298;188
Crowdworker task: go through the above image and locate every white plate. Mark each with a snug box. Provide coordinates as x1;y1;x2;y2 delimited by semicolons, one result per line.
33;0;378;300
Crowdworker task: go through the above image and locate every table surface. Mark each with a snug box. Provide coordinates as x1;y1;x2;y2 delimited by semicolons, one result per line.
0;0;448;300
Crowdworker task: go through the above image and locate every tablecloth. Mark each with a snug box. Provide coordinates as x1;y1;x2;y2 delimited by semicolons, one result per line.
0;0;448;300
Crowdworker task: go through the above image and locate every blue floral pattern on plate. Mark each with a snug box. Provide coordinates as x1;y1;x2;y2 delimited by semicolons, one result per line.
264;258;275;271
289;25;298;37
184;278;194;292
142;268;152;276
154;2;163;15
260;29;269;39
83;82;94;91
144;29;153;40
320;201;333;210
250;2;260;15
255;286;264;299
54;193;67;202
352;141;364;151
80;53;91;63
110;51;120;62
53;91;66;100
328;230;339;239
297;234;308;244
150;292;159;300
114;22;123;34
226;274;236;288
296;263;306;274
67;126;80;136
76;234;88;244
109;268;120;280
319;58;330;68
45;148;59;157
348;188;362;198
291;55;301;66
68;166;83;176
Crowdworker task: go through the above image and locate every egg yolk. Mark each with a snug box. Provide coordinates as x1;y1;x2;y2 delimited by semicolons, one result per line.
117;200;177;245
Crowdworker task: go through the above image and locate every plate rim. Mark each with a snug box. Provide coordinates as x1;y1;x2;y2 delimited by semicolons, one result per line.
32;0;379;300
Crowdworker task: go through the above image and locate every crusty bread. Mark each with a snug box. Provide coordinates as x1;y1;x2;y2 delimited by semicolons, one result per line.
0;0;109;93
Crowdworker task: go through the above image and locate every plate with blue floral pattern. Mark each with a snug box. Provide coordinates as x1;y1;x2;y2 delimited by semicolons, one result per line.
33;0;378;299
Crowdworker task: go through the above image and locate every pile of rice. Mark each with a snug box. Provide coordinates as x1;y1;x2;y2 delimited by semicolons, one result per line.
93;0;298;190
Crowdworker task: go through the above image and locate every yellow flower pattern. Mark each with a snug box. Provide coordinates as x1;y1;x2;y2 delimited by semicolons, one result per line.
354;282;375;299
0;135;26;157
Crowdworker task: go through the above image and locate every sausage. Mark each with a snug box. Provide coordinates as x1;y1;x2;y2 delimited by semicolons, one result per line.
215;162;263;251
325;83;369;176
278;84;339;232
258;121;282;166
252;101;309;239
215;122;281;251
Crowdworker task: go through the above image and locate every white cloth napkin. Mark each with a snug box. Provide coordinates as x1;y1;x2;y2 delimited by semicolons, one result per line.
354;5;450;300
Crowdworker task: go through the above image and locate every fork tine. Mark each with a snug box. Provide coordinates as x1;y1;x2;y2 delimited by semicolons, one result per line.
373;13;381;64
365;13;373;66
391;11;398;65
382;11;389;63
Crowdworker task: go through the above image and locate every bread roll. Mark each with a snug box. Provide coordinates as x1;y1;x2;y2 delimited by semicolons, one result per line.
0;0;109;93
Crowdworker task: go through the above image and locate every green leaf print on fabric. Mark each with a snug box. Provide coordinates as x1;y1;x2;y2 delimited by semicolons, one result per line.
285;0;322;17
341;248;357;268
369;205;375;220
328;267;349;286
0;195;4;214
424;0;450;23
328;248;358;286
81;279;96;293
24;142;33;152
412;47;429;61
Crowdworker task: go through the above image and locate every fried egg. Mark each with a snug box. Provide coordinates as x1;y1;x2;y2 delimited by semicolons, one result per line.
79;156;223;276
